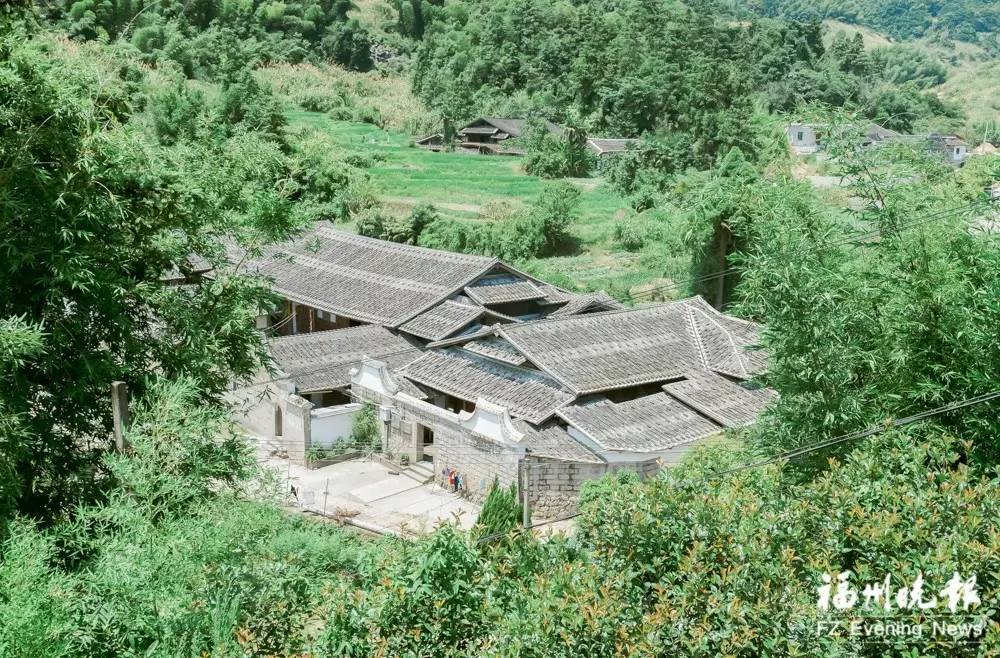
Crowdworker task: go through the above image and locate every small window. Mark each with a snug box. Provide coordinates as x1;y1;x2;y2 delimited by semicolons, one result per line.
955;147;961;155
796;132;804;141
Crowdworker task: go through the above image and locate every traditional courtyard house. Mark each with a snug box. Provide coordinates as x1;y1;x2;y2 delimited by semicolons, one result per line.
350;296;775;517
249;225;615;339
234;227;622;460
455;117;564;154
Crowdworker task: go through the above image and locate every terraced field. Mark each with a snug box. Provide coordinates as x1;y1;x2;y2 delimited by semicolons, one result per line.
289;112;693;298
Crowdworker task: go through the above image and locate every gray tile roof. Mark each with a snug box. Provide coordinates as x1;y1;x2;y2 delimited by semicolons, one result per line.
460;336;528;366
547;292;623;318
586;138;638;155
536;283;572;306
558;393;723;453
400;349;573;424
682;297;764;377
460;118;564;138
663;372;776;428
269;325;423;394
464;280;545;305
397;300;484;341
253;226;497;326
498;297;764;395
516;423;604;464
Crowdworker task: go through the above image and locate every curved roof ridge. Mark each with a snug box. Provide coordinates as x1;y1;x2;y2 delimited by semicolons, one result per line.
688;306;748;378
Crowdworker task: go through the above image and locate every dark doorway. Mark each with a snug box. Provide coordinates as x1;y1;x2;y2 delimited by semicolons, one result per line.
419;424;435;462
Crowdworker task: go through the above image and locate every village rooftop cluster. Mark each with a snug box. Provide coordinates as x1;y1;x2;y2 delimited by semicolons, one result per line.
229;226;774;517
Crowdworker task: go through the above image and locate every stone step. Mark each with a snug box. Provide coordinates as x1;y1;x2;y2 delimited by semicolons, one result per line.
401;461;435;484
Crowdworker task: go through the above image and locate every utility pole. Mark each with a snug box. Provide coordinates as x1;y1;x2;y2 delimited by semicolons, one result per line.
521;461;531;528
323;478;330;516
111;381;130;452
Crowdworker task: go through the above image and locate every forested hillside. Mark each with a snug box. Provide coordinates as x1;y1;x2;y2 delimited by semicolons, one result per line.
37;0;376;74
728;0;1000;44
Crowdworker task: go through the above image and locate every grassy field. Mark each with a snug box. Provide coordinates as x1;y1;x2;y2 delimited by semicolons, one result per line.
288;111;692;298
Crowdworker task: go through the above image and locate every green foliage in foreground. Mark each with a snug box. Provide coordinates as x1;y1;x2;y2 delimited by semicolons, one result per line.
0;27;307;522
2;379;997;656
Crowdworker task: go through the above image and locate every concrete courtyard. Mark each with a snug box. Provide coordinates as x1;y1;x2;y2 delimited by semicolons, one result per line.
259;451;481;536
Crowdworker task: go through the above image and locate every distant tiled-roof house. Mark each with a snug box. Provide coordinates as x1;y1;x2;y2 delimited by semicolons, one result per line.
351;296;774;517
927;134;970;165
455;117;564;155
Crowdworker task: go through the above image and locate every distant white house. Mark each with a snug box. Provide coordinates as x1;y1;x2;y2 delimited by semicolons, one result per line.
787;122;971;166
927;134;970;165
786;123;823;154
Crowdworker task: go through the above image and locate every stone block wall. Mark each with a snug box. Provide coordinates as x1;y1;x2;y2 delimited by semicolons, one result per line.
523;457;662;519
353;382;523;503
435;429;520;500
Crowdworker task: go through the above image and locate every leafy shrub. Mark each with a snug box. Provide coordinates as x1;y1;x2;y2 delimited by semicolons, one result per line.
149;77;209;146
523;124;594;178
217;70;287;144
604;134;693;197
472;478;523;541
355;207;389;239
334;178;380;222
352;106;382;125
613;214;647;251
297;88;350;112
418;184;578;260
356;204;437;244
529;181;580;255
349;403;380;452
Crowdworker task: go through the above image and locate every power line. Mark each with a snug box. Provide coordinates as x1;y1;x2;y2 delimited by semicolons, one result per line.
474;390;1000;544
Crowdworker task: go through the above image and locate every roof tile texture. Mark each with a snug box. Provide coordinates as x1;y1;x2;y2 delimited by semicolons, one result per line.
255;227;495;326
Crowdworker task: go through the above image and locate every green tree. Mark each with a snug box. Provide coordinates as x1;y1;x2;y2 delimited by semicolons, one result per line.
472;478;523;542
734;128;1000;457
523;124;594;179
0;30;301;522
